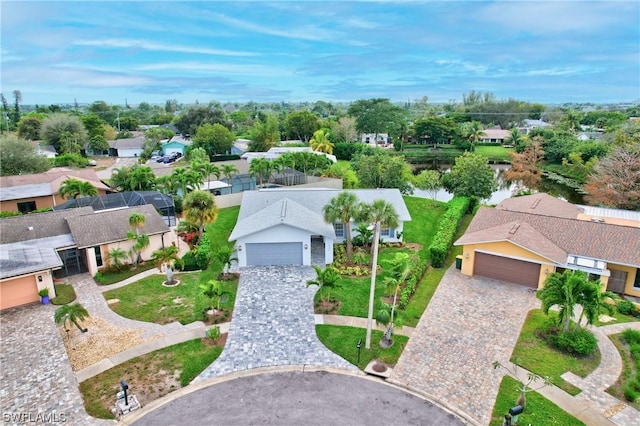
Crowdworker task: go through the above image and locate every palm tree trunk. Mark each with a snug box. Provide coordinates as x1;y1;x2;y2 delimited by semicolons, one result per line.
72;320;87;333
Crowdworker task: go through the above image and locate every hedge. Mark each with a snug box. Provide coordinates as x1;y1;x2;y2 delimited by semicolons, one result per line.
428;196;470;267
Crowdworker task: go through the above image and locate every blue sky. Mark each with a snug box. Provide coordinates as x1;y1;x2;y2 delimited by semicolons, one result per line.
2;1;639;106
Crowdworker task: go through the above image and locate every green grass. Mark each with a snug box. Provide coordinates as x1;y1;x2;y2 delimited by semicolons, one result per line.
50;284;77;305
402;196;446;261
316;325;408;370
103;272;238;325
490;376;585;426
95;261;157;285
511;310;601;395
594;308;640;326
475;145;514;162
79;338;223;419
607;333;640;410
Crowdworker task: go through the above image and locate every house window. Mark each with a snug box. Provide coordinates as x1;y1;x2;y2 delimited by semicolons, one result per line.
634;269;640;289
380;228;395;238
365;137;370;143
94;246;103;267
17;201;36;214
333;223;344;238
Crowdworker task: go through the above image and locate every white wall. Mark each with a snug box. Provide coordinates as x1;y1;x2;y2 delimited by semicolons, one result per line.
118;148;143;158
334;221;405;244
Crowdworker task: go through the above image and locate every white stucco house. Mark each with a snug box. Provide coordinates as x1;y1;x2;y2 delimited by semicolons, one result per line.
241;146;337;163
229;188;411;267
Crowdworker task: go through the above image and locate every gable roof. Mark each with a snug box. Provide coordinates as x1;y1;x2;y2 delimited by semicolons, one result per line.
0;168;109;201
481;129;510;140
0;242;64;280
230;188;411;241
66;204;169;248
230;198;334;240
455;206;640;267
108;136;145;149
496;193;582;219
0;207;94;244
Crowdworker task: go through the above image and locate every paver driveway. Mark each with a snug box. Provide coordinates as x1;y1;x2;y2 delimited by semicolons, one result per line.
389;266;540;425
195;266;357;381
0;303;110;426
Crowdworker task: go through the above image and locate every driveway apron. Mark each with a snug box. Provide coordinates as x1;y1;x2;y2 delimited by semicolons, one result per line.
196;266;357;381
0;303;110;426
389;266;540;425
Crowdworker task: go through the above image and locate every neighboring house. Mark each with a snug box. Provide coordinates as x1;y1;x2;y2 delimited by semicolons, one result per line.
360;133;390;146
29;141;57;158
230;188;411;267
108;136;145;157
0;168;110;214
161;135;191;157
479;128;510;144
454;193;640;297
231;139;250;156
241;146;337;163
577;131;603;141
160;123;180;134
518;119;552;135
0;204;171;310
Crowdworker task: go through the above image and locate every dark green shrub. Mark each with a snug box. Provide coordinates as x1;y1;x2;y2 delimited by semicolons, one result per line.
180;251;199;271
617;300;637;316
554;329;598;356
428;196;470;267
0;211;21;218
194;250;211;270
622;329;640;345
52;153;89;168
623;385;639;402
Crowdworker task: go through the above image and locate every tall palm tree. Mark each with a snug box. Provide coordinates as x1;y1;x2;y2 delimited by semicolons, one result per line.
463;121;486;152
310;129;334;154
358;199;400;266
109;167;131;191
322;192;361;263
192;161;221;191
505;128;525;151
128;212;147;265
155;175;179;196
575;281;616;331
129;212;145;236
129;165;156;191
249;158;270;186
54;302;90;333
183;190;218;239
538;269;590;333
220;164;239;190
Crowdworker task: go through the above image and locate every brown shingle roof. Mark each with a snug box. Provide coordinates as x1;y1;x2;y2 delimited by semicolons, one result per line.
496;193;582;219
0;167;105;188
0;207;94;244
456;207;640;267
66;204;169;248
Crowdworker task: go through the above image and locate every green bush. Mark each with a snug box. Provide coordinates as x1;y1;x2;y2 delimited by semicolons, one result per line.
206;326;221;341
623;385;639;402
50;284;77;305
179;251;199;271
537;320;598;356
617;300;637;316
0;211;21;218
52;153;89;168
428;196;470;267
622;329;640;346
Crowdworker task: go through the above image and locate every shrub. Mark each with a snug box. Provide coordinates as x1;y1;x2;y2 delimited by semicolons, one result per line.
622;329;640;346
180;251;199;271
551;328;598;356
617;300;637;316
428;196;470;267
206;326;221;341
0;211;21;218
194;234;212;270
52;153;89;168
623;385;639;402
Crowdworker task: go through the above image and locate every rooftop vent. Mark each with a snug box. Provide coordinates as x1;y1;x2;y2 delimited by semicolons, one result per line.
530;198;541;209
509;223;521;235
28;226;34;231
591;217;605;223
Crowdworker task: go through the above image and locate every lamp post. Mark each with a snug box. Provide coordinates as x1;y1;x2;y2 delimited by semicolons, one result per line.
365;221;381;349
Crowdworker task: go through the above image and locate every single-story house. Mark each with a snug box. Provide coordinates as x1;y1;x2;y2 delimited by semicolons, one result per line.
0;204;172;310
108;135;145;157
454;193;640;297
0;168;110;214
479;128;511;144
161;135;191;157
229;188;411;267
29;141;57;158
518;119;552;135
577;131;603;141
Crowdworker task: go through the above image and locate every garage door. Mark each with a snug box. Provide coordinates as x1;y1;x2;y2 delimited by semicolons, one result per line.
474;252;540;288
245;242;303;266
0;276;39;310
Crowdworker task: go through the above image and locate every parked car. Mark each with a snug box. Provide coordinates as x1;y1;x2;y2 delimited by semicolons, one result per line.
156;156;167;163
162;156;175;163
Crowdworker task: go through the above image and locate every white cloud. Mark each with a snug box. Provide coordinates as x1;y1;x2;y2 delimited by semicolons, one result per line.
73;39;259;57
134;62;293;77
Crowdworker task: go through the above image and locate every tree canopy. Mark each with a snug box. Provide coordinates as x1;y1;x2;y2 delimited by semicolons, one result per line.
0;135;51;176
40;113;87;154
442;152;496;200
283;110;320;142
351;151;414;195
347;98;406;138
192;123;235;157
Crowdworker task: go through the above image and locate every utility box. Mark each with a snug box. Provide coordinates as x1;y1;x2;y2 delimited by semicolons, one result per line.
455;255;463;270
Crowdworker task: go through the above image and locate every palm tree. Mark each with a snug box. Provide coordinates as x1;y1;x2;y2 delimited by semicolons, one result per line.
107;247;127;271
200;279;224;311
358;199;400;262
54;302;90;333
109;167;131;191
183;190;218;239
151;245;180;285
538;269;591;333
310;129;334;154
59;178;98;200
249;157;270;186
192;161;220;191
155;175;179;196
220;164;239;190
575;281;616;330
129;212;146;235
505;128;526;151
463;121;486;151
129;165;156;191
306;265;340;302
322;192;361;264
214;245;238;277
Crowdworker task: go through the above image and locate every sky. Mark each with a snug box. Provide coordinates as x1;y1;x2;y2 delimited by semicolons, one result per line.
1;0;639;106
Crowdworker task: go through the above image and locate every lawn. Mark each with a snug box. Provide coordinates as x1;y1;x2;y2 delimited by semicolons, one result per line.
595;308;640;326
103;271;238;325
490;376;584;426
402;196;446;262
79;338;223;419
95;261;157;285
316;325;408;370
475;145;514;162
510;309;601;395
51;283;77;305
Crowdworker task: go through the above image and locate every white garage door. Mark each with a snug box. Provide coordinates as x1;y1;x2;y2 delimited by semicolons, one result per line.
245;242;303;266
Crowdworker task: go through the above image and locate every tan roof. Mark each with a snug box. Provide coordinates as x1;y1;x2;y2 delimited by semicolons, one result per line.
456;207;640;267
496;193;582;219
481;129;510;140
0;168;109;201
0;207;94;244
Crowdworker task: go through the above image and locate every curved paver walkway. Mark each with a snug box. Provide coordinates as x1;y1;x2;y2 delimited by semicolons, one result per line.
195;266;357;381
389;266;540;426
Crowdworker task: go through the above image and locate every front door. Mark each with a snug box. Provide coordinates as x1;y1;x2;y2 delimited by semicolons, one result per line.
608;269;628;294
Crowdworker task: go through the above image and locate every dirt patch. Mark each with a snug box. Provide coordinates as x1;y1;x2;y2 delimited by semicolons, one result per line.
404;243;423;250
59;316;162;371
201;333;228;347
314;298;342;315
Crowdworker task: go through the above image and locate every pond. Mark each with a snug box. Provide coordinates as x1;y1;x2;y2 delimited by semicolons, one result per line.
412;165;585;205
